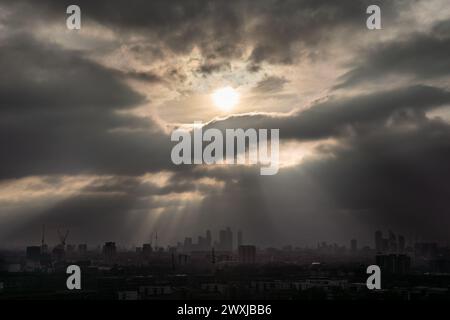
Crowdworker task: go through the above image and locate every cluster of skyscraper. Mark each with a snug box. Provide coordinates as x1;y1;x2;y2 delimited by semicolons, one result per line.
177;228;243;253
375;230;406;254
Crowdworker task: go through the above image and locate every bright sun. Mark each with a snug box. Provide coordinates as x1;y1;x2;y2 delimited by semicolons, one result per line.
212;86;239;111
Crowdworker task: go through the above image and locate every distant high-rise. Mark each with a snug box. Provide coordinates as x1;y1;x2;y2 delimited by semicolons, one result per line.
142;243;153;256
217;227;233;251
238;245;256;264
102;242;117;261
226;227;233;252
376;254;411;275
26;246;41;262
375;230;383;252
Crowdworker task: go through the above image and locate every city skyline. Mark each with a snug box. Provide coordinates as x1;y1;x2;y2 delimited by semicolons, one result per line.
9;226;444;253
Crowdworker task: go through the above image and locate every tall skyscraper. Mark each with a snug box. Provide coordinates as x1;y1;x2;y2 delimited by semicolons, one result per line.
26;246;41;262
102;242;117;261
239;245;256;264
183;237;192;252
226;227;233;252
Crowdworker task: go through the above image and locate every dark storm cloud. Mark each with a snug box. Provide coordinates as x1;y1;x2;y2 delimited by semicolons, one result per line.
196;61;231;76
171;111;450;245
336;20;450;88
3;0;412;67
121;70;164;84
298;117;450;241
206;85;450;141
252;76;288;94
0;33;173;179
0;35;144;110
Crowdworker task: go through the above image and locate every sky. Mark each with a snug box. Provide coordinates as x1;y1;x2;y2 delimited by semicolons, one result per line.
0;0;450;248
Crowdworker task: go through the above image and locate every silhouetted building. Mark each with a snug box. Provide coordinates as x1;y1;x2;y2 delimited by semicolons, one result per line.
52;245;66;262
376;254;411;275
143;243;153;256
26;246;41;262
217;228;233;252
102;242;117;261
226;227;233;252
239;245;256;264
184;237;192;252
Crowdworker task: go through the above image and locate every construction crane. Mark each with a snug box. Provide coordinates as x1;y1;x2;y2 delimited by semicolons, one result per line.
52;228;69;262
41;224;48;253
57;228;70;249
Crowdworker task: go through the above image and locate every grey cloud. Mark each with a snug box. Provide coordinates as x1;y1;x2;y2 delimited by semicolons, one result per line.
121;70;164;84
252;76;288;94
2;0;412;68
207;85;450;141
0;33;174;179
0;35;145;111
336;23;450;88
196;61;231;76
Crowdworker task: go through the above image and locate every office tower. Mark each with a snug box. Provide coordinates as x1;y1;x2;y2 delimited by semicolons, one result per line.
398;235;405;254
238;245;256;264
184;237;192;252
375;230;382;252
376;254;411;275
102;242;117;261
351;239;357;253
237;230;243;248
142;243;153;256
226;227;233;252
198;236;205;251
